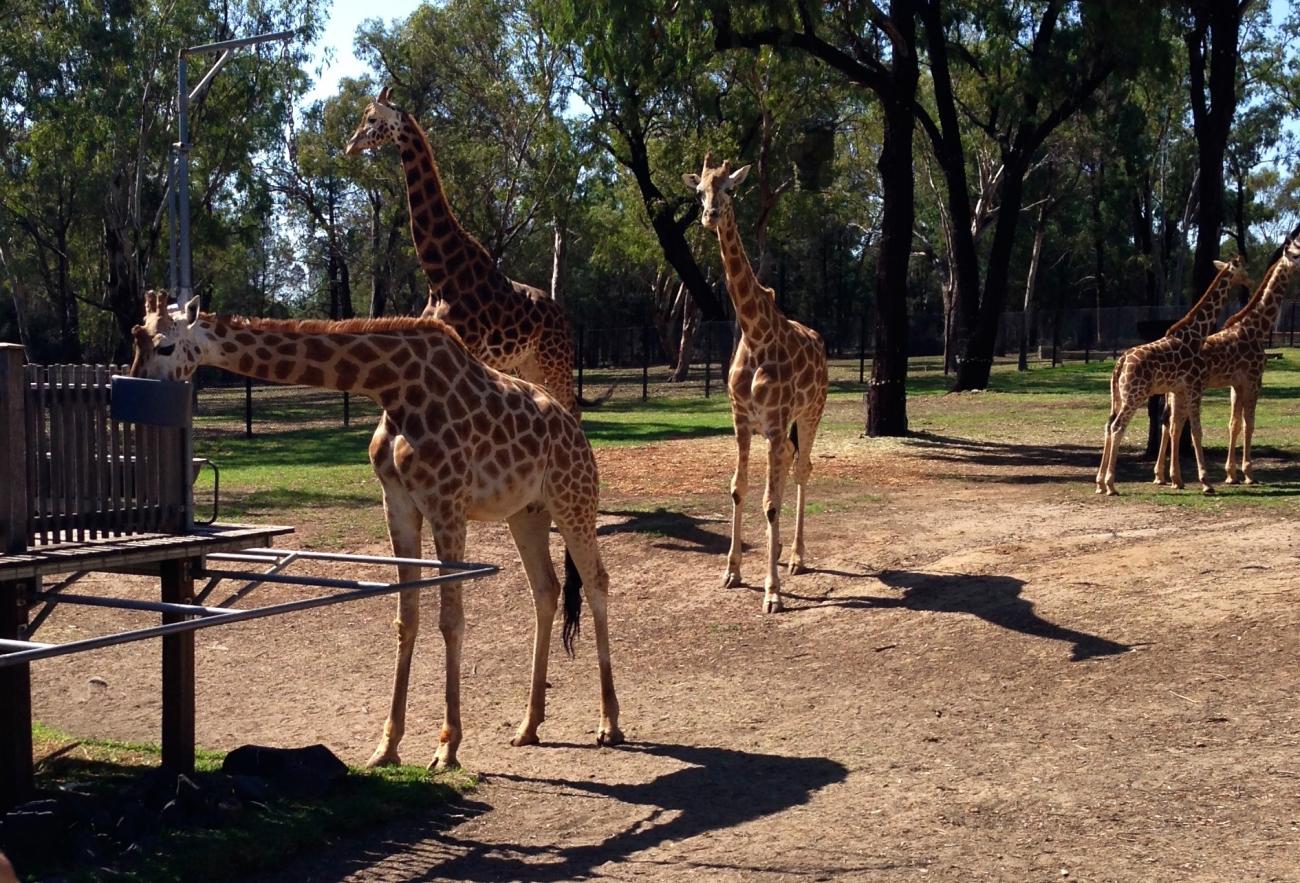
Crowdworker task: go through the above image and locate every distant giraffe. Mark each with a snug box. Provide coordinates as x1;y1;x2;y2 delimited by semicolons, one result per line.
684;154;828;613
130;291;622;769
345;87;606;414
1158;236;1300;485
1096;255;1251;495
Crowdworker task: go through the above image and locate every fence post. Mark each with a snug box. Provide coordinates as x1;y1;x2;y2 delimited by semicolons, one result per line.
1290;302;1296;347
244;377;253;439
1051;310;1061;367
342;391;350;428
704;324;712;398
0;343;34;807
577;325;585;401
641;324;650;401
859;307;867;384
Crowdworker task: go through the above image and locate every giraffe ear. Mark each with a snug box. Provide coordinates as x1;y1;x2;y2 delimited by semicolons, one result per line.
377;86;392;105
183;295;201;326
724;164;750;190
682;173;701;191
1213;260;1228;272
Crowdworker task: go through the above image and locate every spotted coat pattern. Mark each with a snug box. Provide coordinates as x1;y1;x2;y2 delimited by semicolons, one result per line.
129;291;622;770
1095;256;1251;495
345;90;584;414
685;155;829;613
1159;239;1300;484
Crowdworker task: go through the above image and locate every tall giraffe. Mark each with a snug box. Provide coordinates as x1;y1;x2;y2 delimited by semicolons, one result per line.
345;88;600;415
1096;255;1251;496
1157;236;1300;485
684;155;828;614
129;291;622;769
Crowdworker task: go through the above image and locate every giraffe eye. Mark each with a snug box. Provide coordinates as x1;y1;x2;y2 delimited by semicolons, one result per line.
156;343;176;357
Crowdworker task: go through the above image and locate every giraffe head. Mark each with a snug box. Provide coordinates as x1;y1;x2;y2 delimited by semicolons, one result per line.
129;290;204;380
1214;253;1253;291
344;87;404;156
683;152;750;231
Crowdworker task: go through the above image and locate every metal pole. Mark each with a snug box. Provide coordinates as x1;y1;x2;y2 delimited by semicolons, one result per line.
176;54;192;300
641;324;649;401
577;326;585;400
244;377;253;438
167;152;178;294
704;324;712;398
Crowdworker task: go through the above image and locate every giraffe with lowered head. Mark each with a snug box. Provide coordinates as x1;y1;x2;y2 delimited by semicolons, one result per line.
345;87;603;415
1157;234;1300;485
129;291;622;769
1096;254;1252;496
684;154;828;613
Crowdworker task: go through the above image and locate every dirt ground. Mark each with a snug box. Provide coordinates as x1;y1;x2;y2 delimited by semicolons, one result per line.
28;431;1300;882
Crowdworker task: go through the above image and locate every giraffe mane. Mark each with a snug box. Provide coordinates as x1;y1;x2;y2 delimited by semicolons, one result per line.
1221;267;1274;328
1164;259;1237;336
212;314;472;352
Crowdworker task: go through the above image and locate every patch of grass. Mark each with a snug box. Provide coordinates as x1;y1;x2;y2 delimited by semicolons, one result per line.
11;724;474;883
580;396;735;446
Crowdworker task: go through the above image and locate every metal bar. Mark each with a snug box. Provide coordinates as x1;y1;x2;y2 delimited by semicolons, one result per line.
208;550;298;606
0;564;497;668
30;592;234;618
0;638;54;651
206;548;495;569
176;54;192;298
182;30;295;55
195;565;495;592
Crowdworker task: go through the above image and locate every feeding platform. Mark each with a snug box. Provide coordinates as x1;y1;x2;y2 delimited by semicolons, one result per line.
0;344;496;807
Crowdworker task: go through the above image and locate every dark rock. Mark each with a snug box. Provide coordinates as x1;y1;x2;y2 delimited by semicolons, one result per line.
221;744;348;799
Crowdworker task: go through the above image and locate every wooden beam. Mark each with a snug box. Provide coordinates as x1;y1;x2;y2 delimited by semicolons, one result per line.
0;578;34;809
160;558;196;775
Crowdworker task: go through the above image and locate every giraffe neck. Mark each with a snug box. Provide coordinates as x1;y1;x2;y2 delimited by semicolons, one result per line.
396;113;491;289
1166;264;1236;345
715;209;777;341
193;315;461;400
1236;261;1295;337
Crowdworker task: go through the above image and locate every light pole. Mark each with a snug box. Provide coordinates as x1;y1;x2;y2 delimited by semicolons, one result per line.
170;30;294;300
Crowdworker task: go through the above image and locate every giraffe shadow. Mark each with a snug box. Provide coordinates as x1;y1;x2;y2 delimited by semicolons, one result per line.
597;507;735;555
771;569;1129;662
273;742;851;882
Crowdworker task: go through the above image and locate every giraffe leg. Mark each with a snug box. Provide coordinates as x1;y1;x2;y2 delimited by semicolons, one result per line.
1153;397;1172;485
1224;387;1243;484
1096;416;1115;494
1241;392;1260;484
429;515;468;771
1187;393;1214;495
787;414;820;575
761;427;794;612
505;506;560;748
368;485;424;768
555;517;622;747
1167;397;1189;490
1101;405;1138;496
722;412;751;589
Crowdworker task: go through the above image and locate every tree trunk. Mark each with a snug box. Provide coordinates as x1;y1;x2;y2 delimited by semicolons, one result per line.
550;214;567;303
669;290;702;382
865;1;918;437
1186;1;1244;295
1019;203;1048;371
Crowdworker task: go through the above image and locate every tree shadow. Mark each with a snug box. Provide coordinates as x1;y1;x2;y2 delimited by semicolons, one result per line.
597;507;734;555
296;742;851;882
778;569;1129;662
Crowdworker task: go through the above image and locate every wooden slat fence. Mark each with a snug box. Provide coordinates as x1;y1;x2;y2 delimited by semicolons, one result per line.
16;363;189;546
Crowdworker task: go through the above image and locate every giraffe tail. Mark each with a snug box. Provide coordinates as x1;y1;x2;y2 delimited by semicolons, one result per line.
576;382;618;409
561;549;583;657
1108;353;1125;428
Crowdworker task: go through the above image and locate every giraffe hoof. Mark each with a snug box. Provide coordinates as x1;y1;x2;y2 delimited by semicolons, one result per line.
788;559;806;576
1171;482;1184;491
1224;475;1239;485
1243;477;1257;486
762;597;783;614
1151;478;1167;486
1105;488;1119;497
722;570;742;589
1201;486;1215;496
366;747;401;769
597;726;625;747
428;754;461;772
510;731;540;748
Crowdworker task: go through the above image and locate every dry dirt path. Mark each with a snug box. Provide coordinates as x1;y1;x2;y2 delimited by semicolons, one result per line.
31;435;1300;881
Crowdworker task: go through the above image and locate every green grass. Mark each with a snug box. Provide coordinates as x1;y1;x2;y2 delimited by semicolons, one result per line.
12;723;474;883
187;353;1300;515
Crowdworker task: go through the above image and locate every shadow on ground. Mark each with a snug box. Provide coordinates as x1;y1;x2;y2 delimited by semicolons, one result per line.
274;742;852;882
775;568;1129;662
598;507;734;555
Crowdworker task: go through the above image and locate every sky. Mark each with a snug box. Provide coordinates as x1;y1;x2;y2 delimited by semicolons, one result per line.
303;0;426;103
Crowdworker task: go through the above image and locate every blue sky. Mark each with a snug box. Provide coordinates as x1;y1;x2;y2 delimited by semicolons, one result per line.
303;0;425;102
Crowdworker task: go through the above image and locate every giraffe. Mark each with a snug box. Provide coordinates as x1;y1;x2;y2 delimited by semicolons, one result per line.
1095;255;1252;496
1157;235;1300;485
344;87;604;415
683;154;828;614
128;291;622;769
